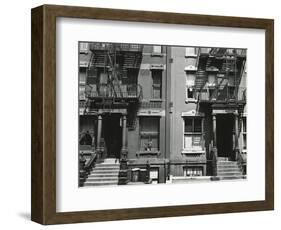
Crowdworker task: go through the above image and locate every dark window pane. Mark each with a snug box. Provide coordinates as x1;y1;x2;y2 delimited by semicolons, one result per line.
243;117;247;132
184;118;193;132
194;118;202;132
187;87;194;98
140;117;159;132
152;70;162;99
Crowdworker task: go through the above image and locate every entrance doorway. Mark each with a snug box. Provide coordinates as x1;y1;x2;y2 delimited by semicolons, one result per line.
103;114;122;159
216;114;234;158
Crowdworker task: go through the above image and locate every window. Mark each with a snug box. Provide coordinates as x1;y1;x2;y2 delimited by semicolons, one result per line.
228;86;235;99
185;47;197;57
79;66;87;85
186;88;194;99
149;168;159;184
79;42;89;53
186;73;195;100
183;117;203;150
153;45;162;54
79;132;92;145
79;86;85;100
184;167;203;176
242;117;247;150
152;70;162;99
139;117;160;151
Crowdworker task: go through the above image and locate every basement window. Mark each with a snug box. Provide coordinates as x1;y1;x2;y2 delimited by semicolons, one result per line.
184;167;203;176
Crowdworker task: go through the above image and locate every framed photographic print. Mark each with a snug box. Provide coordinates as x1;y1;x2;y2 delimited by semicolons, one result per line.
31;4;274;225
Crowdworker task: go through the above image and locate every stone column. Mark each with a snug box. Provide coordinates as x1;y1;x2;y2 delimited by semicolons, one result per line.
96;114;102;156
212;114;218;163
234;113;240;160
119;113;129;185
121;114;128;158
212;115;217;148
201;118;205;149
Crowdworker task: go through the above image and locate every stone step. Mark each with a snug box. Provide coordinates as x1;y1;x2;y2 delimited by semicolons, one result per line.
93;166;120;170
217;160;238;164
84;181;119;186
91;169;120;174
217;166;240;170
216;175;246;180
88;173;119;177
86;177;118;182
96;163;120;167
217;168;241;173
217;162;238;164
217;172;243;176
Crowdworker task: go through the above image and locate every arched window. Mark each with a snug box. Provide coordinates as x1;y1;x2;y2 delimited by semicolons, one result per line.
79;132;92;145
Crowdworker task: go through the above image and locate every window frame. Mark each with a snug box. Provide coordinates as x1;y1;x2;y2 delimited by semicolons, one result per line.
151;70;162;99
184;166;203;177
152;45;162;54
183;117;203;151
79;42;89;54
185;72;197;102
139;117;160;152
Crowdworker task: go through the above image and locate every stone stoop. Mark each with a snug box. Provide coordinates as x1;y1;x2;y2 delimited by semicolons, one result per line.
216;159;245;180
84;158;120;186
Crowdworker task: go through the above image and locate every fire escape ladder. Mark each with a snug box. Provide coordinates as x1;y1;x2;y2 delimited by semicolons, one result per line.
107;50;123;98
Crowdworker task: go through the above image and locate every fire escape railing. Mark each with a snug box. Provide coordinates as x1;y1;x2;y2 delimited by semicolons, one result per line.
90;43;143;52
195;48;246;103
196;87;246;102
85;83;143;99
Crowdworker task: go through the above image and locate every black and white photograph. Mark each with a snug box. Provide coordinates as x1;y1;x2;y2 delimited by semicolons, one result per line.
78;42;247;187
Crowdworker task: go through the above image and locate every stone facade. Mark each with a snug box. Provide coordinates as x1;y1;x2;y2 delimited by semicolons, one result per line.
79;43;247;185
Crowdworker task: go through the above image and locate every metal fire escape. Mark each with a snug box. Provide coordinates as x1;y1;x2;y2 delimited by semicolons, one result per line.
83;43;143;115
196;48;246;104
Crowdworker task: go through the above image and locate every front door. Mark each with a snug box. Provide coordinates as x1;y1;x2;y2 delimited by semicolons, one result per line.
103;114;122;158
216;114;234;158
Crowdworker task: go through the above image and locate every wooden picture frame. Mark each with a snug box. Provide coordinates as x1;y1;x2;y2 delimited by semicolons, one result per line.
31;4;274;225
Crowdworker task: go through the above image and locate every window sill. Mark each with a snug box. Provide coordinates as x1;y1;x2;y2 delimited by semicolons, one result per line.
181;149;205;154
136;151;160;158
151;53;164;57
150;99;163;102
185;98;198;104
185;54;197;58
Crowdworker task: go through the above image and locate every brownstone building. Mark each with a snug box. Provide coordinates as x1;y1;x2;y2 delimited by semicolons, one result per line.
168;47;247;182
78;42;247;186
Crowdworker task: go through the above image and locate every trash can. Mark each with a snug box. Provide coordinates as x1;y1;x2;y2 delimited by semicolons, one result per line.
131;168;140;182
139;169;147;182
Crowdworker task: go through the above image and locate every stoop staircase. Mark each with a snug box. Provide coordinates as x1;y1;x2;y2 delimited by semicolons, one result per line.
84;158;120;186
216;157;245;180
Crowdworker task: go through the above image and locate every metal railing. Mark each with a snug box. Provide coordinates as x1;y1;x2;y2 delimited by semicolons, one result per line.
89;43;143;52
140;101;163;109
86;84;143;99
197;87;246;102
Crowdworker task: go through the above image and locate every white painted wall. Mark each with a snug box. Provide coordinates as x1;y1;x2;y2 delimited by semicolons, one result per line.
0;0;279;229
